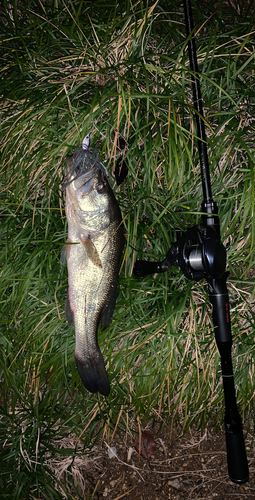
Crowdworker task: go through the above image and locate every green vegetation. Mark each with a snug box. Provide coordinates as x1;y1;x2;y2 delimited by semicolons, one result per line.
0;0;254;497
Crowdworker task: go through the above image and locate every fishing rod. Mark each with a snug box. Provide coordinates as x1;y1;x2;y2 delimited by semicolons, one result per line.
133;0;249;484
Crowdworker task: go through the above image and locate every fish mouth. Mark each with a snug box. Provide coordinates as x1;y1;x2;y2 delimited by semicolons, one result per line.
62;147;106;190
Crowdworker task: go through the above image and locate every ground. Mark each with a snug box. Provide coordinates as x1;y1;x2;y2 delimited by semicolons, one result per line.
49;425;255;500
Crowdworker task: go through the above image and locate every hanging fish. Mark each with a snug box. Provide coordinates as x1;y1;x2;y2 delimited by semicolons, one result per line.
61;140;125;396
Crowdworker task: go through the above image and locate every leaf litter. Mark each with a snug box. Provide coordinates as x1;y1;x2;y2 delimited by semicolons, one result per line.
43;425;255;500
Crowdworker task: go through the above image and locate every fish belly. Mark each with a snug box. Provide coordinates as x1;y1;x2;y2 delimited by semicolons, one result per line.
67;231;119;396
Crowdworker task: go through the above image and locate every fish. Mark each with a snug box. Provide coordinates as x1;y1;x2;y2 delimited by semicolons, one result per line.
61;140;124;396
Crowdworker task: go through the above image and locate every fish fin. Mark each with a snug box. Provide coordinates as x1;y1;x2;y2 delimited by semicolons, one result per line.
65;290;74;325
75;352;110;396
100;285;117;330
60;245;68;264
81;237;102;268
60;239;72;264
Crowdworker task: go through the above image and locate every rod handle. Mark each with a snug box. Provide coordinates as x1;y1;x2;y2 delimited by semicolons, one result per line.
208;274;249;483
226;428;249;483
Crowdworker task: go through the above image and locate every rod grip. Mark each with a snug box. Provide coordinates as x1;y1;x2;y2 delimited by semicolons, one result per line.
226;427;249;483
208;273;249;483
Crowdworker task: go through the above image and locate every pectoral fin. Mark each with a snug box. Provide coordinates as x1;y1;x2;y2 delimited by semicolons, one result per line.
81;237;102;268
60;245;68;264
60;238;72;264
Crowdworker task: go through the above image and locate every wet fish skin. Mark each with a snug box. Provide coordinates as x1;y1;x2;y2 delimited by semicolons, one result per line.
63;147;124;396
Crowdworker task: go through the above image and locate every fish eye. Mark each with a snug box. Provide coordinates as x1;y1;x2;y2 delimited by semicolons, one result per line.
96;182;106;193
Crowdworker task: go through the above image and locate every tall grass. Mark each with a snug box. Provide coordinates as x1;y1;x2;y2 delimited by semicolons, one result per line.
0;0;255;497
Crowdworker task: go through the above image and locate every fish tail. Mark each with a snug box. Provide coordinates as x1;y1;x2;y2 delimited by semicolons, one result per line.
75;351;110;397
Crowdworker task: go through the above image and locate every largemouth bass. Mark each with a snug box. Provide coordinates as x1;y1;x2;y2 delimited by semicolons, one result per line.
62;140;124;396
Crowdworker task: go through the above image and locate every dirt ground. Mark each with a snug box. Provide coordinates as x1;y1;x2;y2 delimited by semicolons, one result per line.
50;425;255;500
93;428;255;500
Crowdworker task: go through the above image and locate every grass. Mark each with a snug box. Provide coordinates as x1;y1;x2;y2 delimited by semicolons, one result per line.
0;0;255;497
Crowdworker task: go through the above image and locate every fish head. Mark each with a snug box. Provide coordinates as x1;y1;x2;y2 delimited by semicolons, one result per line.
64;146;102;187
71;166;111;214
63;146;117;229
